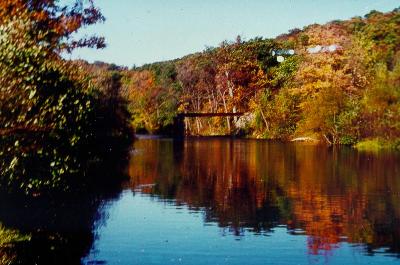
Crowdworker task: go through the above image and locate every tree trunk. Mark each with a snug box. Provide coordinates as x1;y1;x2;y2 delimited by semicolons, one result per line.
226;71;237;124
259;108;269;131
196;117;201;135
219;89;231;132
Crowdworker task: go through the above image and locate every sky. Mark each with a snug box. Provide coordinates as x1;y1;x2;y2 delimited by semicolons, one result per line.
67;0;400;67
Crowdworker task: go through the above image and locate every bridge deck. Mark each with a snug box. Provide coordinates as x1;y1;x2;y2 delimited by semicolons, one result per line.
178;112;244;118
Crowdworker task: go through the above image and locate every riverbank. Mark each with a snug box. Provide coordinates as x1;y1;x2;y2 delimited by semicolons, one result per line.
355;138;400;152
136;133;400;151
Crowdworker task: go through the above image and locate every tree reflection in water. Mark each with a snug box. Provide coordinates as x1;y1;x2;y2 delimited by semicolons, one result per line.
0;139;131;265
129;138;400;257
0;192;120;265
1;137;398;264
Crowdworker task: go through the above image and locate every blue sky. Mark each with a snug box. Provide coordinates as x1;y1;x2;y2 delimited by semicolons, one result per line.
67;0;400;67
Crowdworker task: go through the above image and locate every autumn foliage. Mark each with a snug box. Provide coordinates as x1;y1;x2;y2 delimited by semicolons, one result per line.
0;0;105;51
0;0;132;194
118;8;400;147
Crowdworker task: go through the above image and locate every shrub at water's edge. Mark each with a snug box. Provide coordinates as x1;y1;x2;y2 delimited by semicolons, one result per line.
0;2;133;195
355;138;400;151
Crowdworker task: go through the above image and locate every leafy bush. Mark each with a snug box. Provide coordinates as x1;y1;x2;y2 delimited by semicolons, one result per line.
0;12;132;194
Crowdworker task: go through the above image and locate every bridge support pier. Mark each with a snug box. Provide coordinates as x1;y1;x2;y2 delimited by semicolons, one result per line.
172;114;185;138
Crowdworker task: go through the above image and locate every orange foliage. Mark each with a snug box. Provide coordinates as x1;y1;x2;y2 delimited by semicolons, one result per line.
0;0;105;51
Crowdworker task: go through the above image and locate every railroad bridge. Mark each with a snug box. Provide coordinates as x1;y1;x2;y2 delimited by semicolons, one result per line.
173;112;244;137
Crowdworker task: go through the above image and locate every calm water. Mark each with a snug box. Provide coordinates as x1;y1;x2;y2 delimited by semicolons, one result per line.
1;137;400;264
83;137;400;265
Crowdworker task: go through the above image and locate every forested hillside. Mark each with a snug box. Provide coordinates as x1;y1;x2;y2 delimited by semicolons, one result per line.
86;8;400;147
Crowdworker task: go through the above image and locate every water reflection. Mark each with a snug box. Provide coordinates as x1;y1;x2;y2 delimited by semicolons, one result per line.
128;138;400;257
1;137;399;264
0;193;115;265
0;135;131;265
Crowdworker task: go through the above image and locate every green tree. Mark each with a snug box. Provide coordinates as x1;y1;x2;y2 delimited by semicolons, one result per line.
0;4;132;194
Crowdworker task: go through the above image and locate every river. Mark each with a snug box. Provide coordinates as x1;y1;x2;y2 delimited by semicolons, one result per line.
84;137;400;265
1;137;400;264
